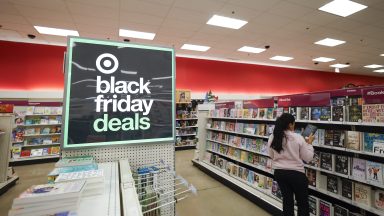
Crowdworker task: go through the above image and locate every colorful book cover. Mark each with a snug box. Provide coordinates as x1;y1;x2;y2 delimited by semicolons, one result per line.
258;108;266;119
242;168;249;181
311;107;321;121
33;107;45;114
247;170;254;184
319;200;332;216
332;106;344;122
41;127;51;134
333;205;349;216
348;105;362;122
252;108;258;118
238;167;244;178
354;183;372;206
24;128;36;135
374;189;384;210
364;132;384;152
341;179;353;200
309;196;318;216
20;149;31;157
320;152;333;171
42;148;50;156
12;145;22;158
320;107;331;121
40;116;49;124
266;108;274;120
308;151;320;167
51;146;60;155
306;168;317;187
352;158;366;181
346;131;361;151
240;151;248;162
327;175;338;194
231;165;239;176
258;176;266;188
324;130;333;146
257;124;266;136
271;181;282;200
335;155;349;175
373;141;384;155
332;130;344;148
26;106;34;115
299;107;310;120
43;107;51;115
366;161;383;184
275;107;284;118
31;149;43;157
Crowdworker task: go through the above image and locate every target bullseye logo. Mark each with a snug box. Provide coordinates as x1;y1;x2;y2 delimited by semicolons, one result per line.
96;53;119;74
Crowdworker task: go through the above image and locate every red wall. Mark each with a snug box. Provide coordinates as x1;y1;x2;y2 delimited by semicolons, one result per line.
1;40;383;96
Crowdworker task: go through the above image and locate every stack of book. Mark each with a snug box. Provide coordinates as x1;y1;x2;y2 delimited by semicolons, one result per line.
48;156;97;183
55;169;104;196
8;180;85;216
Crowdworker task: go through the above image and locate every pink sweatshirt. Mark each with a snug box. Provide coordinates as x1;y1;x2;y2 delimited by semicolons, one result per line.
268;130;314;173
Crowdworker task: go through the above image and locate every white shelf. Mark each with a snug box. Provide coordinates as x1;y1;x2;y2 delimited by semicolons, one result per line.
195;160;283;210
308;186;384;216
304;165;384;190
176;134;197;137
176;118;198;121
206;149;273;175
312;144;345;151
175;144;196;148
23;133;61;137
208;116;275;122
10;154;60;162
77;162;120;216
20;123;62;127
0;175;18;191
313;144;384;159
176;126;198;129
206;127;269;139
119;160;142;216
25;114;62;116
21;143;61;147
207;139;270;157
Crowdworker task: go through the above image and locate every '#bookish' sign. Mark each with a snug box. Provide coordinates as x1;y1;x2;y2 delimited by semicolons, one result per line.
62;37;175;148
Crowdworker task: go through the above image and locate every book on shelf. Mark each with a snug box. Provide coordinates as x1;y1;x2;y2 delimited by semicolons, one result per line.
320;152;333;171
12;145;22;159
247;170;254;184
373;141;384;155
326;175;338;194
242;168;249;181
332;130;345;148
345;131;361;151
334;155;349;176
217;158;226;170
33;107;45;115
306;168;317;187
258;108;267;119
324;130;333;146
271;181;282;200
266;124;274;136
225;162;232;174
363;132;384;153
47;164;98;183
319;199;333;216
308;151;320;167
331;97;347;106
41;127;50;134
302;124;318;138
40;116;49;125
332;106;344;122
333;205;349;216
374;189;384;210
289;107;297;119
30;149;43;157
352;158;366;181
308;196;319;216
266;108;274;120
51;146;60;155
318;129;325;145
13;128;24;143
275;107;284;118
311;107;322;121
366;161;383;184
362;104;384;123
320;107;331;121
42;148;51;156
347;105;362;122
20;149;31;157
231;164;239;177
257;124;266;136
354;183;372;207
298;107;310;120
341;178;354;200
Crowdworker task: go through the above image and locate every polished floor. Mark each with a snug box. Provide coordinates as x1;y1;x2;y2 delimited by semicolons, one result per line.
0;150;270;216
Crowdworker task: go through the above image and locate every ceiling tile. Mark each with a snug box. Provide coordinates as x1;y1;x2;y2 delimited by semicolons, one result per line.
66;2;118;19
64;0;119;9
228;0;281;11
0;14;29;25
0;1;21;15
173;0;225;13
14;5;73;22
267;1;315;19
120;12;164;26
120;0;171;17
12;0;68;11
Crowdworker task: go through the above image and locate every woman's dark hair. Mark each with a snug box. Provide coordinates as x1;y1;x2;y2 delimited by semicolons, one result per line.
271;113;295;153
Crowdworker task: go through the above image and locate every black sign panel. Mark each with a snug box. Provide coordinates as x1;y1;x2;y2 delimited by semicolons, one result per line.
63;37;175;148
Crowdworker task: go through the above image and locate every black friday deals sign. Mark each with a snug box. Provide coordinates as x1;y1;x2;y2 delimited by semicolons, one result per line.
62;37;175;148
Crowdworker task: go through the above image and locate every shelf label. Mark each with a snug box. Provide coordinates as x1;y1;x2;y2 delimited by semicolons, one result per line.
215;102;235;109
63;37;175;148
243;98;274;108
277;93;330;107
329;88;362;97
362;87;384;104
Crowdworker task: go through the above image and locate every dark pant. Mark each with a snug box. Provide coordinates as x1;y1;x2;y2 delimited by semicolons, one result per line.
274;169;309;216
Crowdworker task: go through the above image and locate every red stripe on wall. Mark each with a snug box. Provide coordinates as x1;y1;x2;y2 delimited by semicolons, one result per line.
1;40;383;95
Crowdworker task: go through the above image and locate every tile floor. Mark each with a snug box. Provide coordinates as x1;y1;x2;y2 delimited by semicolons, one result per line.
0;150;270;216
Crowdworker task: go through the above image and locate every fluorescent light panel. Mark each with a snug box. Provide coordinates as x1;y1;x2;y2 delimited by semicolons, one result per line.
319;0;367;17
119;29;155;40
315;38;345;47
207;15;248;29
181;44;210;52
330;63;350;68
364;64;383;69
34;26;79;36
312;57;335;62
270;56;293;61
381;54;384;56
373;69;384;73
238;46;266;54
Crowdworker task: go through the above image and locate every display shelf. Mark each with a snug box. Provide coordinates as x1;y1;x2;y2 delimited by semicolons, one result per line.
119;159;142;216
207;139;270;157
192;159;282;215
10;154;60;162
303;165;349;179
175;144;196;150
12;141;24;144
312;144;345;151
176;118;198;121
24;114;62;116
176;134;197;137
206;149;273;175
304;165;384;190
0;175;19;195
20;123;62;127
22;133;61;137
21;143;61;147
308;186;384;216
206;127;269;139
208;116;275;122
77;162;120;216
175;126;198;129
313;144;384;159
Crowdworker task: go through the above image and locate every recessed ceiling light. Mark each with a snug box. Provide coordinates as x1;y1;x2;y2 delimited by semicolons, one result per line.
373;69;384;73
312;57;335;62
381;54;384;56
34;26;79;37
318;0;367;17
364;64;383;69
119;29;155;40
207;15;248;29
330;63;350;68
315;38;345;47
181;44;210;52
270;56;293;61
238;46;266;54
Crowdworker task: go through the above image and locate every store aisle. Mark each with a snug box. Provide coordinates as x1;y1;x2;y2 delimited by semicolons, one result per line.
175;150;270;216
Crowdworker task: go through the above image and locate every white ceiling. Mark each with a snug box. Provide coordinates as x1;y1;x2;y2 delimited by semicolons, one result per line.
1;0;384;76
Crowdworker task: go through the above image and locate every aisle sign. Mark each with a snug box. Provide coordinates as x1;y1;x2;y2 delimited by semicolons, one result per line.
62;37;175;148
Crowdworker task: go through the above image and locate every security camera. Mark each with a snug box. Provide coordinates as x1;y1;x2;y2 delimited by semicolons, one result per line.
27;34;36;39
124;39;130;42
265;45;270;49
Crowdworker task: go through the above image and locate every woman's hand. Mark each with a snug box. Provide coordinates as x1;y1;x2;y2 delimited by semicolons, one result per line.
305;133;315;145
